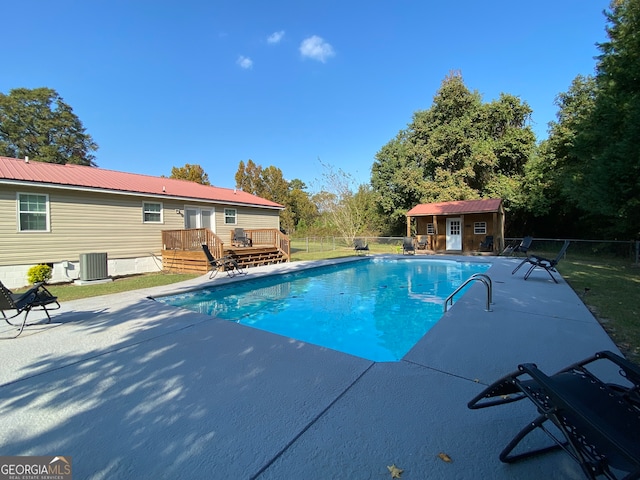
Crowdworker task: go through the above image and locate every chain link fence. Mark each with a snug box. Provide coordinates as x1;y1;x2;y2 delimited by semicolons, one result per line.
291;236;640;263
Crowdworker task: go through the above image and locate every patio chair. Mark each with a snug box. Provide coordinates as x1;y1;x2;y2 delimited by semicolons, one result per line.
479;235;494;251
233;228;252;247
1;281;60;338
402;237;416;255
416;235;429;250
202;244;246;278
511;240;570;283
468;350;640;480
354;239;369;255
502;236;533;256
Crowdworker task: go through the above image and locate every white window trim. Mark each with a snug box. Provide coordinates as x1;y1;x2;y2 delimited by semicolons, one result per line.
426;223;435;235
143;201;163;223
224;208;237;225
17;192;50;232
474;222;487;234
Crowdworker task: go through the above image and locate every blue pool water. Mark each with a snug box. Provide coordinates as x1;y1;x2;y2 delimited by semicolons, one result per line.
157;258;490;362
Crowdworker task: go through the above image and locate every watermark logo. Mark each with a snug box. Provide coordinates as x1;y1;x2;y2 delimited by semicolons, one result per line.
0;456;72;480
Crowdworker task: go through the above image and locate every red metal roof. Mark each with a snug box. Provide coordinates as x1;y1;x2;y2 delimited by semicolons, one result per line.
406;198;502;216
0;156;283;209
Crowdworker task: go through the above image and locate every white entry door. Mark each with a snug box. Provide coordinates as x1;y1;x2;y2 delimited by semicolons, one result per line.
446;218;462;250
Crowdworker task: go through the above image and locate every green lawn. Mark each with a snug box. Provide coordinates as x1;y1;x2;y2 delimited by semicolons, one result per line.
39;273;199;302
558;257;640;363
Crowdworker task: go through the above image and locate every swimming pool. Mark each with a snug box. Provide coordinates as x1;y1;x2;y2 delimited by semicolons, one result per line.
157;257;490;362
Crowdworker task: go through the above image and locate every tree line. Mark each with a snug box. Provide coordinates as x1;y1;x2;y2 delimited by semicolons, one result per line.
2;0;638;240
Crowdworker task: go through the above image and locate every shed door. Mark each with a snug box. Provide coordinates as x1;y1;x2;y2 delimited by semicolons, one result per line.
446;218;462;250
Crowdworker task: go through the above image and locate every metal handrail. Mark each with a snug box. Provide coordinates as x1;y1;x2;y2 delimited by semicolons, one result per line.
444;273;493;312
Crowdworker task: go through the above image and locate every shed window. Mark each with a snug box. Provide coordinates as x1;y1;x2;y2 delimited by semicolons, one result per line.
143;202;162;223
426;223;435;234
224;209;237;225
18;193;49;231
474;222;487;234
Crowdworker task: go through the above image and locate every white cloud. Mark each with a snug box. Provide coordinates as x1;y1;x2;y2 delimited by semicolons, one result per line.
299;35;335;63
236;55;253;69
267;30;285;44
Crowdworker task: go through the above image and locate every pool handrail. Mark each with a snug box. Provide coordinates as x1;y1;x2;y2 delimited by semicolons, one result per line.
444;273;493;312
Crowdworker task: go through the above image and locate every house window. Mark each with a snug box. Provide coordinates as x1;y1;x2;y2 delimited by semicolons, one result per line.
143;202;162;223
426;223;435;235
474;222;487;234
224;208;237;225
18;193;49;231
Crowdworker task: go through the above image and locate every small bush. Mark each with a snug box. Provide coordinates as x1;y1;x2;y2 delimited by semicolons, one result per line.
27;264;52;284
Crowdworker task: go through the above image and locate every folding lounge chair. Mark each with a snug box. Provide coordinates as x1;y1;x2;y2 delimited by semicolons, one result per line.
402;237;416;255
233;228;252;247
354;239;369;255
1;281;60;338
416;235;428;250
479;235;494;251
512;240;570;283
202;244;246;278
503;236;533;256
468;351;640;479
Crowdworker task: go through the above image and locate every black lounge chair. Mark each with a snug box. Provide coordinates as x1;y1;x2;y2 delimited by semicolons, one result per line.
402;237;416;255
1;281;60;338
512;240;570;283
468;351;640;479
354;239;369;255
233;228;252;247
502;236;533;256
202;244;246;278
479;235;494;251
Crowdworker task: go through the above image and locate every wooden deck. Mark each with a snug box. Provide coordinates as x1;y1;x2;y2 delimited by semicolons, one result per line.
161;228;290;274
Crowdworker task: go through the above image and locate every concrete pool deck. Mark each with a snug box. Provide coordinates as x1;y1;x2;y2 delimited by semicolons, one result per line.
0;255;622;479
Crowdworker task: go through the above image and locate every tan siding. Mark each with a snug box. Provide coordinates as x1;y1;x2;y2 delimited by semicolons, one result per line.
0;186;280;266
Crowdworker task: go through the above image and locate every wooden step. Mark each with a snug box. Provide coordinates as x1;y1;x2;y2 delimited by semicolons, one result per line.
162;247;287;274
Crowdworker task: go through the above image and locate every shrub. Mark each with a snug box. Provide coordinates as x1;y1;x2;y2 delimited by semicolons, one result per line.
27;264;52;284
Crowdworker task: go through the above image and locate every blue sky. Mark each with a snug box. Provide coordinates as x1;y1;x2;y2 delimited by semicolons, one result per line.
3;0;609;190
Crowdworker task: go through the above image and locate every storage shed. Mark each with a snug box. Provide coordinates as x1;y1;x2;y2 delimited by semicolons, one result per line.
406;198;504;254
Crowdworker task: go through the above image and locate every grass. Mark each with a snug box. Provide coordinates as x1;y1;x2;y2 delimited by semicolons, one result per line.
19;245;640;364
35;273;199;302
558;257;640;363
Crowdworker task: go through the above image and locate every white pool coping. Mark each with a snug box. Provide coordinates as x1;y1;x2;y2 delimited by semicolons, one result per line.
0;255;619;479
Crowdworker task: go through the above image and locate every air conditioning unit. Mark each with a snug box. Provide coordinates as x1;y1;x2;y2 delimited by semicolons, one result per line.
79;252;108;281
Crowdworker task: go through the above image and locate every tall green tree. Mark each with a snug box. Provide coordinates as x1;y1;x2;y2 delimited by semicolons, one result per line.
0;87;98;165
170;163;210;184
234;160;318;234
371;72;535;234
235;159;266;196
571;0;640;237
284;180;319;234
522;75;597;236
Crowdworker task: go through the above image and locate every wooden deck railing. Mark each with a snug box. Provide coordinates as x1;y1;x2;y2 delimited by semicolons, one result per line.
163;227;290;262
162;228;224;258
232;228;290;262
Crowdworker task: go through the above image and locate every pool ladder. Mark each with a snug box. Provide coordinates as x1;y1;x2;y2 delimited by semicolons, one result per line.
444;273;493;312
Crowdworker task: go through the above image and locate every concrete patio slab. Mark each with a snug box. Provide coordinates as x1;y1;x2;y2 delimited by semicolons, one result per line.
0;255;623;479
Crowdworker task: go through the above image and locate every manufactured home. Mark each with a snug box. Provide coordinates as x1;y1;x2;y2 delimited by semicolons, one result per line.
0;156;284;288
